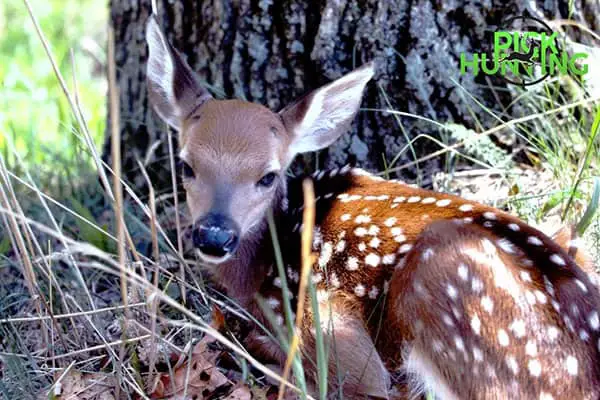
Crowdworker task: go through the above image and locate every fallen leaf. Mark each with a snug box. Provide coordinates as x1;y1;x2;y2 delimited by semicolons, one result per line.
223;385;252;400
150;334;229;399
51;369;116;400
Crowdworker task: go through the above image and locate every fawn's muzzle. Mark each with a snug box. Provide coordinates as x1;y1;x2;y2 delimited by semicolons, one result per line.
192;213;240;261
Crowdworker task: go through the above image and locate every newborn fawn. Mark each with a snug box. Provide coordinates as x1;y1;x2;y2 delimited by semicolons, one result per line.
145;16;600;399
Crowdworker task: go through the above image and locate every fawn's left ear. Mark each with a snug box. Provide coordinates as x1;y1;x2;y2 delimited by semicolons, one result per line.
279;62;375;160
145;15;212;131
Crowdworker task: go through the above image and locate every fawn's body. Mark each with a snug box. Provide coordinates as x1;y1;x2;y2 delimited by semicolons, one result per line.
145;16;600;399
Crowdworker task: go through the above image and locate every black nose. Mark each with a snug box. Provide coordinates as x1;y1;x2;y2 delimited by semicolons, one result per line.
192;213;240;259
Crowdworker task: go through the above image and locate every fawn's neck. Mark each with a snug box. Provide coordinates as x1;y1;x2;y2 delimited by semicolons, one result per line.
211;181;289;305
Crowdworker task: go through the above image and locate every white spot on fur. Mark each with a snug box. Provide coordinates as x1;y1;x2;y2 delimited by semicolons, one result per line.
368;225;380;236
458;263;469;281
547;326;560;342
483;211;497;220
481;296;494;314
472;277;484;293
528;236;543;246
340;213;351;222
575;279;588;293
509;320;526;338
471;314;481;335
382;254;396;265
329;272;340;288
473;347;483;362
422;248;434;261
550;254;566;266
355;215;371;224
399;243;413;254
275;314;284;326
365;253;381;267
526;291;537;305
497;238;516;254
407;196;421;203
267;297;280;309
498;329;510;346
443;314;455;327
346;257;359;271
526;340;537;357
312;273;323;284
354;284;366;297
369;237;381;248
446;284;458;300
505;355;519;374
358;242;367;251
422;197;437;204
528;359;542;377
588;311;599;330
335;240;346;253
368;286;380;299
384;217;397;227
534;290;547;304
508;223;520;231
459;204;474;212
454;336;465;351
390;227;403;236
565;356;578;376
393;196;406;203
436;199;452;207
318;242;333;268
354;227;368;237
520;271;532;283
394;234;407;243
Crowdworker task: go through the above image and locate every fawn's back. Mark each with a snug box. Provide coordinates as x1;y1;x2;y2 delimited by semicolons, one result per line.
144;15;600;399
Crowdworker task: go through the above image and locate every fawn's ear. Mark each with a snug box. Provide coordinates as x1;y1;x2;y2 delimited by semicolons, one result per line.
279;62;374;159
145;15;212;131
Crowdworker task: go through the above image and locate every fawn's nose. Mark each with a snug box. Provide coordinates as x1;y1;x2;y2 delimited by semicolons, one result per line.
192;213;240;261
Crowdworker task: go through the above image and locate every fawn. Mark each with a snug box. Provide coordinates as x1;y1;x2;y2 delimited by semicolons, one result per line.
145;16;600;399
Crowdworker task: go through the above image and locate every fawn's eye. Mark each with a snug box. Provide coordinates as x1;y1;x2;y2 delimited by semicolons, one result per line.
178;160;195;179
257;172;277;188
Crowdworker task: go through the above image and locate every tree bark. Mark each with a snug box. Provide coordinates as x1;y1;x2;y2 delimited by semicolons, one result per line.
106;0;599;195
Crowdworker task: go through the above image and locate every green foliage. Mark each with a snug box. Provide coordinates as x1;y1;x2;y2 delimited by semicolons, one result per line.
445;123;513;168
0;0;106;174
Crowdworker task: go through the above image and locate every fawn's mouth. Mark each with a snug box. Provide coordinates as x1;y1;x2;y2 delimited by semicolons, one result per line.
195;249;232;264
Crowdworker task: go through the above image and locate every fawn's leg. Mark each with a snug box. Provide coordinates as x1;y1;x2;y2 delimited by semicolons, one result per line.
387;219;600;400
302;294;390;399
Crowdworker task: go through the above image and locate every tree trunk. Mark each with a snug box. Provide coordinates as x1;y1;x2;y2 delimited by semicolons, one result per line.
106;0;599;195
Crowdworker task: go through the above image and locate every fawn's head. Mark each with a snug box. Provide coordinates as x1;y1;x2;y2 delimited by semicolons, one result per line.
145;16;374;263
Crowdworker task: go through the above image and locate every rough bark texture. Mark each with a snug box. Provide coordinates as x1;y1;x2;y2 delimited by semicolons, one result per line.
106;0;599;194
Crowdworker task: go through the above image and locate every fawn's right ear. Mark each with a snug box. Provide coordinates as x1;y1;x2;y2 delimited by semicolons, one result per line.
145;15;212;131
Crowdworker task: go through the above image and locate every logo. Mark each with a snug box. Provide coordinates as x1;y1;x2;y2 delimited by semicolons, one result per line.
460;14;589;86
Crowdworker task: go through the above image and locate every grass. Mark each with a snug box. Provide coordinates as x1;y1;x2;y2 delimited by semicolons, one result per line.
0;0;106;178
0;1;599;398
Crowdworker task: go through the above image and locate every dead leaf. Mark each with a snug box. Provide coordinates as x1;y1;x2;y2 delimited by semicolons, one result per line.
150;334;229;399
51;369;116;400
223;385;252;400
